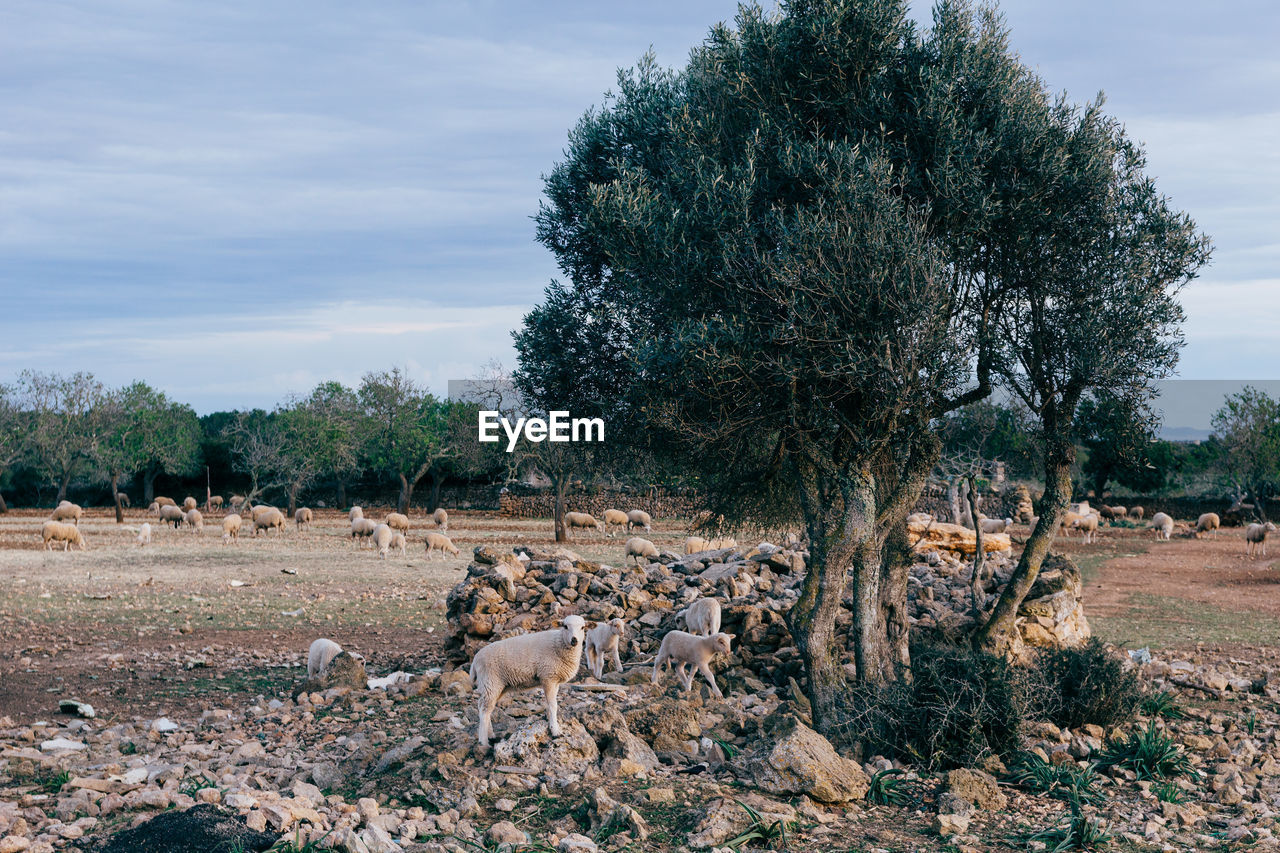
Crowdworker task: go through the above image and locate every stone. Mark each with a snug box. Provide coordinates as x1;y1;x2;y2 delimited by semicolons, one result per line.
558;833;598;853
484;820;528;846
945;768;1008;811
94;804;278;853
686;794;796;849
294;651;367;698
934;811;972;837
744;715;870;803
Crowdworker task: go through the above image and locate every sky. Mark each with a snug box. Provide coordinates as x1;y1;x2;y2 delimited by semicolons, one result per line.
2;0;1278;415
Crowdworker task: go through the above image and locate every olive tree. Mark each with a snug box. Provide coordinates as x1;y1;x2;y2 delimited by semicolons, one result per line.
16;371;107;504
0;384;25;513
358;368;451;514
1209;387;1280;519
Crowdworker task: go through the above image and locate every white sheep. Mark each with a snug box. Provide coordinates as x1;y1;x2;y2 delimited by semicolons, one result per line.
159;504;185;528
184;508;204;531
206;495;224;512
349;505;364;522
1129;505;1145;521
1246;522;1277;557
295;507;313;529
431;507;449;531
40;520;86;551
50;502;83;524
372;523;394;558
136;522;152;547
564;511;603;538
626;509;652;532
584;619;626;679
684;536;712;554
250;504;277;522
117;493;131;508
625;536;659;566
1150;512;1174;541
652;631;734;699
602;509;628;535
229;495;247;512
254;508;285;536
1196;512;1221;538
308;638;344;678
153;496;177;509
425;531;460;560
1071;513;1100;544
222;513;243;543
390;531;407;557
351;517;377;546
979;517;1013;534
385;512;409;533
709;536;737;550
182;497;197;512
469;615;587;747
683;597;722;636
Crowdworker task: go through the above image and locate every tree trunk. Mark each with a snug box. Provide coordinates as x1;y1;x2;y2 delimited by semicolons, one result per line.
967;474;985;621
0;489;8;513
553;476;568;543
398;473;413;515
336;479;347;510
56;470;72;505
287;485;298;517
947;478;962;524
428;475;443;514
1092;466;1109;502
144;465;159;504
977;426;1075;654
111;472;124;524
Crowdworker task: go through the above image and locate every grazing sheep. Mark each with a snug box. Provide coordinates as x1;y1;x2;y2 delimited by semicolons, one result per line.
684;536;712;554
625;536;659;566
250;504;278;522
684;597;722;637
390;532;407;557
1246;522;1277;557
136;522;152;547
153;496;177;509
50;502;83;524
431;508;448;531
1129;506;1145;521
1071;513;1100;543
351;517;377;546
295;507;313;529
159;504;185;528
1098;505;1117;521
626;509;652;533
1150;512;1174;541
1196;513;1221;538
41;520;86;551
603;509;628;535
229;495;247;512
469;615;587;747
184;508;204;531
308;638;344;678
564;511;603;537
709;536;737;550
349;506;364;522
979;517;1013;534
206;495;223;512
425;532;460;560
182;497;197;512
222;514;243;542
584;619;626;680
253;508;285;536
372;523;394;558
117;493;131;508
1109;506;1127;521
385;512;409;533
652;631;734;698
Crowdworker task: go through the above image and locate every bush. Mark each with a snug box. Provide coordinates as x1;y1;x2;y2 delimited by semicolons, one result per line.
1034;639;1144;729
834;644;1032;770
1098;721;1192;780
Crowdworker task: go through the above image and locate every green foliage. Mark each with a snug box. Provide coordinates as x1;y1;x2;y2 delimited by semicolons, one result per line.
1034;639;1144;729
1027;807;1112;852
1098;722;1193;780
1076;390;1162;497
1153;780;1187;804
1139;690;1185;720
865;768;910;806
1008;754;1104;805
267;829;334;853
40;769;71;794
725;799;795;851
1210;386;1280;506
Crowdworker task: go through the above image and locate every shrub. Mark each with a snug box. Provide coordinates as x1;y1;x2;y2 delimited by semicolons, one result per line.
1139;690;1184;720
1098;721;1192;780
1034;639;1144;729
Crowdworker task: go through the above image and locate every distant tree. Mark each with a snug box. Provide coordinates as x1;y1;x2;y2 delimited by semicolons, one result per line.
16;371;107;504
117;385;203;505
299;381;362;508
275;384;361;515
0;384;26;513
1210;387;1280;519
222;409;285;505
1076;390;1162;498
358;368;450;514
94;382;188;522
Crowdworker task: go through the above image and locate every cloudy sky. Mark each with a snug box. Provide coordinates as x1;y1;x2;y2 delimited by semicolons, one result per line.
2;1;1277;414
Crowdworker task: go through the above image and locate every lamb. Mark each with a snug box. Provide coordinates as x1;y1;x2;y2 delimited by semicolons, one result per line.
308;638;344;678
1196;512;1221;538
222;514;243;542
385;512;410;533
349;506;364;522
136;522;152;547
684;536;712;554
979;517;1013;534
295;507;313;529
351;517;377;546
652;631;734;698
390;531;407;557
431;508;448;531
184;508;204;531
41;520;86;551
159;504;185;528
625;536;659;565
1246;522;1277;557
1150;512;1174;541
584;619;626;679
206;495;223;512
253;508;285;536
564;512;603;537
469;615;586;747
602;509;629;535
683;597;722;636
626;509;652;532
50;502;83;524
182;497;197;512
1071;512;1100;543
1129;506;1145;521
371;523;395;558
425;531;460;560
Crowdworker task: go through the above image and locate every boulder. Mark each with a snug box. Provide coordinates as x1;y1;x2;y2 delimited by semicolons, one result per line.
945;768;1007;811
743;714;870;803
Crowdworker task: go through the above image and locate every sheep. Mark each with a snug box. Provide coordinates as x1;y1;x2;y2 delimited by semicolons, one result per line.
431;508;448;531
50;502;83;524
1196;512;1221;538
1150;512;1174;541
295;507;313;529
979;517;1013;534
184;508;204;531
372;523;394;558
1110;506;1127;521
710;536;737;550
159;504;185;528
349;506;364;522
250;504;278;522
652;631;734;699
584;619;626;680
117;493;131;508
684;597;722;636
222;514;243;542
1098;505;1117;521
351;517;377;546
308;638;344;678
41;520;86;551
153;496;177;509
182;497;197;512
469;615;586;747
602;509;629;535
564;511;603;538
626;509;652;533
1071;513;1100;544
625;536;659;566
1246;522;1277;557
1129;506;1145;521
253;508;285;536
390;531;407;557
385;512;410;533
684;536;712;554
425;531;460;560
229;495;247;512
206;495;223;512
136;522;152;547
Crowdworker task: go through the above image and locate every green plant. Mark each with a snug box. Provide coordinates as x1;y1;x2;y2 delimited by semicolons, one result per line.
1246;712;1257;737
711;735;740;760
865;769;909;806
1139;690;1185;720
453;836;555;853
40;770;71;794
725;799;795;851
1008;754;1104;805
1034;639;1144;729
179;776;217;798
1028;807;1112;852
1098;722;1193;780
1153;780;1187;804
267;829;334;853
119;741;137;756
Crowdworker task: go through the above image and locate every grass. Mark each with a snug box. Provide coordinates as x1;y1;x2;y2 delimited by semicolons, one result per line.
1007;754;1104;805
1139;690;1185;720
725;800;796;851
1091;593;1280;648
1098;722;1193;781
866;769;910;806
